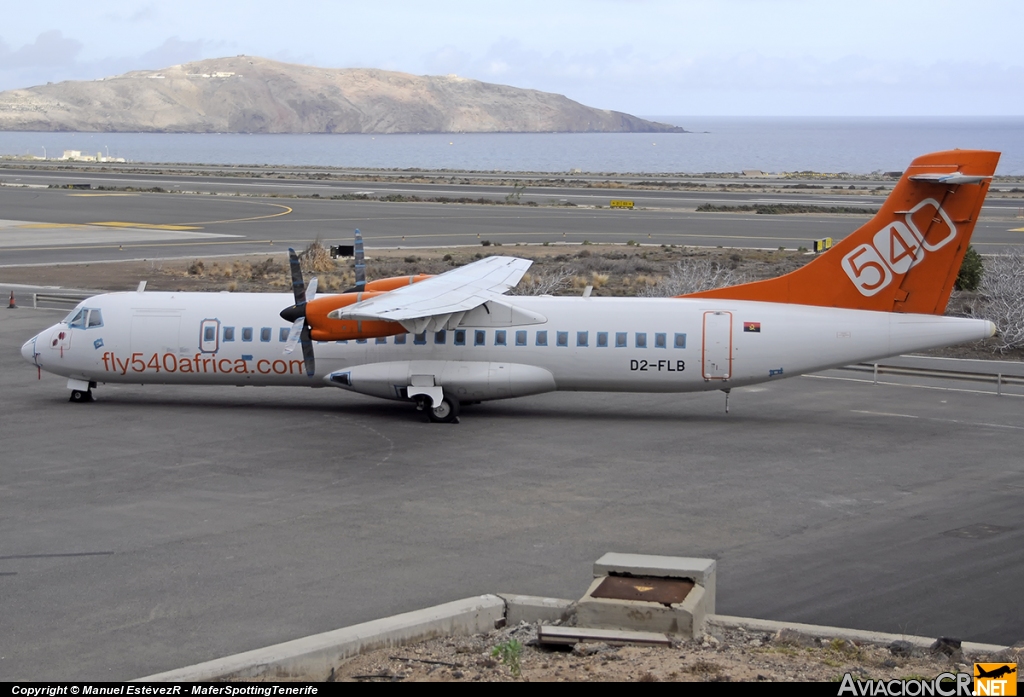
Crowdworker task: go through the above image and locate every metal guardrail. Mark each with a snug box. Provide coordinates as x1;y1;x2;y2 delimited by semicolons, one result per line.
840;362;1024;396
32;292;91;309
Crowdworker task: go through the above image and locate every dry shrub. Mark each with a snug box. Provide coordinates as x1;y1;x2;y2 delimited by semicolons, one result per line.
973;253;1024;352
509;265;573;296
299;239;336;274
638;258;747;297
250;257;283;280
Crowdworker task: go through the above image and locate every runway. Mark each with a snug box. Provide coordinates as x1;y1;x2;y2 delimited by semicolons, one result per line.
0;180;1022;267
1;309;1021;680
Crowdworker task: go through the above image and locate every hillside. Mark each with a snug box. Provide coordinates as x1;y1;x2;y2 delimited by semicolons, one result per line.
0;56;683;135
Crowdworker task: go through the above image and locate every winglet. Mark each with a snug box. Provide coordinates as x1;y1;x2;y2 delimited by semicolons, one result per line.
684;150;1000;315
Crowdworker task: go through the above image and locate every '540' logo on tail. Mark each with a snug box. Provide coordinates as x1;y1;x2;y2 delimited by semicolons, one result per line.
842;198;958;296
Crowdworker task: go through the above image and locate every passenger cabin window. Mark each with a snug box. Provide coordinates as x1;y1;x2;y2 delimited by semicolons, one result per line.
515;330;527;346
556;331;568;347
615;332;627;348
414;332;427;345
577;331;588;347
674;333;687;349
495;330;507;346
655;333;667;349
635;332;647;348
474;330;486;346
204;326;216;342
434;330;446;345
223;327;235;341
260;327;272;342
454;330;466;346
376;337;387;344
536;331;548;346
394;334;407;345
279;327;289;342
242;327;253;342
597;332;608;347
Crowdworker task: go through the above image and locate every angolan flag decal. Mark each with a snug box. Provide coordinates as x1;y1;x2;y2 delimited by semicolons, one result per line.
744;322;761;333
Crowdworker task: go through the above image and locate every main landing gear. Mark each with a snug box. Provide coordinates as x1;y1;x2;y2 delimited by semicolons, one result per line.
68;380;97;403
416;395;460;423
69;389;95;403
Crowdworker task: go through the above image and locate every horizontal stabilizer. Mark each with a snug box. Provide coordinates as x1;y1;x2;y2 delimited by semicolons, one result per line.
908;172;991;185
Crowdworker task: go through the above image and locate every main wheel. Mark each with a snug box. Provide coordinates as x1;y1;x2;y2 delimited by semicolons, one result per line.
427;396;460;423
69;389;93;403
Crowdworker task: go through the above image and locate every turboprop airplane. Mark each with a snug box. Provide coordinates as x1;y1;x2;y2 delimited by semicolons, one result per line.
21;150;1000;423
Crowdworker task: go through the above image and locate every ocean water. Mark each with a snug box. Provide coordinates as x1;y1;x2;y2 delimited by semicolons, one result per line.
0;117;1021;175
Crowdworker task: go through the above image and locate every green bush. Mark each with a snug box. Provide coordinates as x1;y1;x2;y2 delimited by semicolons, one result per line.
956;245;983;291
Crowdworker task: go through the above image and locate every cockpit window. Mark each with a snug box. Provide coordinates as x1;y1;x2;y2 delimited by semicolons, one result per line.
87;309;103;327
67;309;87;328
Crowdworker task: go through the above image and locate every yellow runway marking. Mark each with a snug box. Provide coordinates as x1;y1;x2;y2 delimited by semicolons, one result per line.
1010;227;1024;232
91;222;203;231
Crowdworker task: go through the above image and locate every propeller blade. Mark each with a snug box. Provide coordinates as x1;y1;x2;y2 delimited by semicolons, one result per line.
300;323;316;377
284;247;315;376
306;277;318;303
288;247;307;305
283;318;304;355
354;229;366;291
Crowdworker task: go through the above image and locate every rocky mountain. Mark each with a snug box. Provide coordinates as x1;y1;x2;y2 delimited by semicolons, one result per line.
0;56;683;134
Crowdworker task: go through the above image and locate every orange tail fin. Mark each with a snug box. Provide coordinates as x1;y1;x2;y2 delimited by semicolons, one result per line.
684;150;1000;314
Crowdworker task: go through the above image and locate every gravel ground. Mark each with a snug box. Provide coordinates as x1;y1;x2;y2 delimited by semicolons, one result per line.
327;623;1022;682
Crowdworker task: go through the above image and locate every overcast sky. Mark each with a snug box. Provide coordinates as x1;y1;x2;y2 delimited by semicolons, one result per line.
1;0;1021;116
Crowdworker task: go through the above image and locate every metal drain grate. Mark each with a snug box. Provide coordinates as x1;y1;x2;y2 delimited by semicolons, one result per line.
590;575;694;606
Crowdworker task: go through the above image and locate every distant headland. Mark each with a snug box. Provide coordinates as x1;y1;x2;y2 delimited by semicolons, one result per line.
0;56;685;135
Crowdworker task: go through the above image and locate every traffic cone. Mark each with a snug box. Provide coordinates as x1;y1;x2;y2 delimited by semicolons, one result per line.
7;291;15;309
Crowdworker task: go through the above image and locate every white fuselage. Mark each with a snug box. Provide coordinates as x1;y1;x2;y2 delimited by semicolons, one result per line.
22;290;995;400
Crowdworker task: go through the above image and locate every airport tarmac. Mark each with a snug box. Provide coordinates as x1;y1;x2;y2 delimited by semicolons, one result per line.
2;308;1021;680
1;183;1023;268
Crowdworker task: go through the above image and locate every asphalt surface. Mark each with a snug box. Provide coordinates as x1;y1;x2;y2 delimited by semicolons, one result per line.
0;179;1022;267
2;308;1022;680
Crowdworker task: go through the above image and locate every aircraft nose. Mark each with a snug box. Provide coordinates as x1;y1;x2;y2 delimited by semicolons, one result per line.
21;336;37;364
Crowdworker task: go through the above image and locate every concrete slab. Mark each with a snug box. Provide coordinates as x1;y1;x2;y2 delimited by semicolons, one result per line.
537;625;672;647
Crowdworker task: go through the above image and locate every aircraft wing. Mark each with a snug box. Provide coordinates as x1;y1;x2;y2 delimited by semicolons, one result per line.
328;255;532;334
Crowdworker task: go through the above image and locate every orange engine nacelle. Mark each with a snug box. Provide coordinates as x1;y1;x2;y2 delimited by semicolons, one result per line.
304;274;433;341
362;274;433;292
